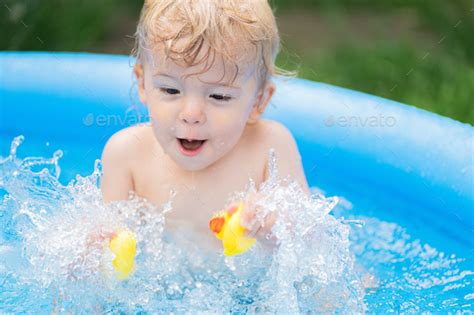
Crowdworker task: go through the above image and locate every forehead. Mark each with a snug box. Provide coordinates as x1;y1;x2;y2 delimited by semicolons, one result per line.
144;41;257;86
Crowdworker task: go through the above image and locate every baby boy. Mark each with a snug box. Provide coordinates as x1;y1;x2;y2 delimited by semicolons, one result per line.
100;0;310;250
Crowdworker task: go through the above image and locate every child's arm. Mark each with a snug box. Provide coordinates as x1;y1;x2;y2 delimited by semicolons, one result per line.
262;120;310;194
242;121;310;246
60;131;135;281
100;131;135;202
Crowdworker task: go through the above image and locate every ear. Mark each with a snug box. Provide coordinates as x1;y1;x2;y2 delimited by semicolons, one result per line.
247;81;276;124
134;63;147;105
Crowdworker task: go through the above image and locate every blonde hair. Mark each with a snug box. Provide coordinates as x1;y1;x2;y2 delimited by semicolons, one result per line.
133;0;287;88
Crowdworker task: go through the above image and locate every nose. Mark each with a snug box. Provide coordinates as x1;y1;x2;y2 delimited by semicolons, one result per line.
179;98;206;125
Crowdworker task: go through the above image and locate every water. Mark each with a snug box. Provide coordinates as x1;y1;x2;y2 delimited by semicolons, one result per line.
0;136;472;313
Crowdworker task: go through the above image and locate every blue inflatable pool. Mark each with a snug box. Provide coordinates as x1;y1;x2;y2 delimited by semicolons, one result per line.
0;52;472;312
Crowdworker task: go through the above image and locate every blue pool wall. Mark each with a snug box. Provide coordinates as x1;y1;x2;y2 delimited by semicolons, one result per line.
1;52;473;251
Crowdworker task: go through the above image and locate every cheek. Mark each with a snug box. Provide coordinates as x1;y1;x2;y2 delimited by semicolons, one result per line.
147;102;176;137
211;106;249;147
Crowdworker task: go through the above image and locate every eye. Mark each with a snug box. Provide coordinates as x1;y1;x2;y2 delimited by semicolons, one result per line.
210;94;232;102
160;88;180;95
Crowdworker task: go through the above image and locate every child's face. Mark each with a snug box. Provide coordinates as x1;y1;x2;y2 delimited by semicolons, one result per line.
135;45;275;172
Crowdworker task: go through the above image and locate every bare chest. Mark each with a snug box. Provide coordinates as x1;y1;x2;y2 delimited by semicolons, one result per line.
133;150;266;234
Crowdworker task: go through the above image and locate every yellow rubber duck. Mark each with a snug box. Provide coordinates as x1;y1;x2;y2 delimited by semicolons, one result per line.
108;229;136;280
209;201;256;256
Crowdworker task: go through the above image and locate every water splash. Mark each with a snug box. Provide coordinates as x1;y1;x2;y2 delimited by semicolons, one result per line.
0;137;366;313
1;137;471;313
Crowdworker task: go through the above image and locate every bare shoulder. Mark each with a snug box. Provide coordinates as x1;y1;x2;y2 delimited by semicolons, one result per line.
252;119;298;154
102;124;153;163
258;119;295;143
258;119;310;194
100;124;154;201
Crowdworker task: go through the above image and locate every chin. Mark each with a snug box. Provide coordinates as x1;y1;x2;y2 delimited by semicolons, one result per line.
176;158;215;172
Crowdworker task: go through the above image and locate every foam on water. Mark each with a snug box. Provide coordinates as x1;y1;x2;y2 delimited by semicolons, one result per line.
0;136;472;313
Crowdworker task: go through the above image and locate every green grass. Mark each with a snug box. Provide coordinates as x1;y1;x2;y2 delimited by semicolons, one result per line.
273;0;474;63
277;42;474;124
273;0;473;124
0;0;140;53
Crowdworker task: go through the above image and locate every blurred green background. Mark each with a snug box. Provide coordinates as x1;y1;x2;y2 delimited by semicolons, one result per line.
1;0;473;124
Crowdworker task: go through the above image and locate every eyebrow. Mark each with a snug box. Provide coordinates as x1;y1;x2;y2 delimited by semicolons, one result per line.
154;72;241;89
154;72;177;80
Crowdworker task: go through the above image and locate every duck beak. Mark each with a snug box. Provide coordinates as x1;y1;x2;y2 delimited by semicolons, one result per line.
209;216;225;234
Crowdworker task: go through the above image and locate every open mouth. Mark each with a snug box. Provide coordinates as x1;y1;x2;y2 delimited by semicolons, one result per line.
177;138;207;156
